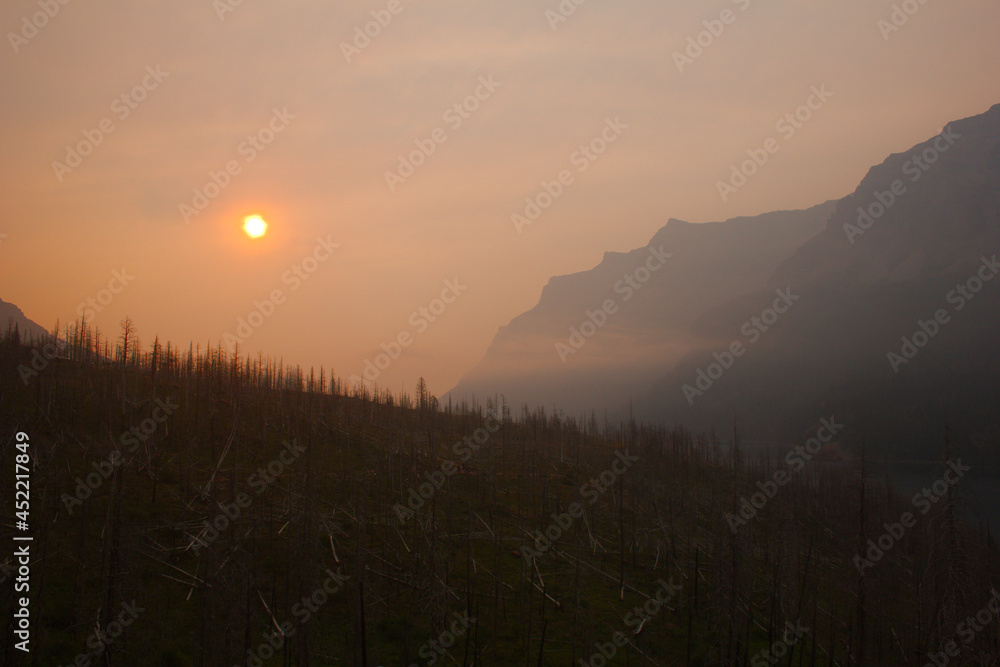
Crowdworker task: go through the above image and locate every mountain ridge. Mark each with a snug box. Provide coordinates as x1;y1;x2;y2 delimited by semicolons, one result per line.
0;297;51;342
447;201;838;414
449;103;1000;459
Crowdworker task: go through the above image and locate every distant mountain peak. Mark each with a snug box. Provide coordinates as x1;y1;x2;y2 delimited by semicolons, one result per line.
0;298;51;343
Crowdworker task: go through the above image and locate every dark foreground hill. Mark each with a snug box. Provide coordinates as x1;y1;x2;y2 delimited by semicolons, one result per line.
2;324;1000;665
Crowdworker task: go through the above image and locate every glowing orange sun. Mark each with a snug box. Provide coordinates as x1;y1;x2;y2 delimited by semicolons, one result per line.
243;215;268;238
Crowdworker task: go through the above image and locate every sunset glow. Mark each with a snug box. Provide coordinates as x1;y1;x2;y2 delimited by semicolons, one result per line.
1;2;998;662
243;215;268;239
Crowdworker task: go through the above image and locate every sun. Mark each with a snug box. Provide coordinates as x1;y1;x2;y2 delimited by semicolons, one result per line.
243;215;268;238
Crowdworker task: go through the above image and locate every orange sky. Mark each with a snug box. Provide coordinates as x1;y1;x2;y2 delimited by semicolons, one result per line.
1;0;998;398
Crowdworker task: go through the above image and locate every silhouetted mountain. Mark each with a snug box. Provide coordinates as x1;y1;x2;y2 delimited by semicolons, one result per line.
0;297;51;342
639;103;1000;458
451;103;1000;460
448;202;836;415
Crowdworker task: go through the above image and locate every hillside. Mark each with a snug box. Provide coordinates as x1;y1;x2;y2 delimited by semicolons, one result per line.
2;322;999;665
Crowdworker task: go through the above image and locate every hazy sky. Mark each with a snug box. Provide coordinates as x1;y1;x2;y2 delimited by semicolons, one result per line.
2;0;998;397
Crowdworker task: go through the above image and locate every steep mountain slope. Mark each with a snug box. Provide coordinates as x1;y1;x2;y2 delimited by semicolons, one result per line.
448;202;836;414
0;297;51;342
636;104;1000;457
452;103;1000;460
